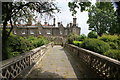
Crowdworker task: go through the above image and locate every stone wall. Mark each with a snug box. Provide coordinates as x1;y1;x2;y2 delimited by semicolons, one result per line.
64;44;120;79
1;43;53;79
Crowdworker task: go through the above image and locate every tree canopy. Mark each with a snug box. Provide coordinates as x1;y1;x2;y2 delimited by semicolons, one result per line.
68;1;91;16
87;2;120;36
2;1;59;60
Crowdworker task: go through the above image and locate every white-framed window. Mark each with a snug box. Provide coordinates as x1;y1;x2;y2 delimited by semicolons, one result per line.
22;31;25;34
30;30;34;34
14;31;16;34
47;30;51;34
60;31;62;35
39;31;41;34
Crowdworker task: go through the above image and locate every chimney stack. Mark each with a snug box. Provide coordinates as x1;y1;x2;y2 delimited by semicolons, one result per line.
44;22;47;25
58;22;61;27
70;23;72;27
53;18;55;26
73;17;77;26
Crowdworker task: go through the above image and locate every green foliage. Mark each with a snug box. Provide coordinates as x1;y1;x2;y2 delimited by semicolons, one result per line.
68;1;91;16
67;33;79;44
73;41;82;47
107;42;118;49
87;2;119;36
104;49;120;60
4;35;49;59
88;31;98;38
99;34;119;43
78;34;87;41
26;36;49;48
81;39;110;54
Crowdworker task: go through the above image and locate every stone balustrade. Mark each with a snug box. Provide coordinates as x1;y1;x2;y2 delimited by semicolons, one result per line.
64;44;120;79
1;43;52;80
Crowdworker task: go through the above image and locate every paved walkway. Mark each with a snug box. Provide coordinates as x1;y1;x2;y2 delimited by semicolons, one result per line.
26;46;98;79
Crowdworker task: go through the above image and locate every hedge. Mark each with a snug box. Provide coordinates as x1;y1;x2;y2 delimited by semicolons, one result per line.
104;49;120;61
73;41;82;47
81;39;110;54
5;35;49;59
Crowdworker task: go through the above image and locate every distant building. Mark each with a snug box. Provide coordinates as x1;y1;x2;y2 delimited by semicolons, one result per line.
12;17;81;44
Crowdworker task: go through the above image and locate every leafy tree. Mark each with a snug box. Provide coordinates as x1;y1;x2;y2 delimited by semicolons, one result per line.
67;33;79;44
2;1;59;60
68;1;91;16
87;2;118;36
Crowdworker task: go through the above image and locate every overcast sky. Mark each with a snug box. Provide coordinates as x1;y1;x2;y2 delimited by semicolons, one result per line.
37;0;95;35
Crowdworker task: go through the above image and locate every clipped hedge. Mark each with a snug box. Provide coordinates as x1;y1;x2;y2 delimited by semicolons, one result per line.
88;31;98;38
99;34;119;43
81;39;110;54
73;41;82;47
107;42;118;49
104;49;120;60
78;34;87;41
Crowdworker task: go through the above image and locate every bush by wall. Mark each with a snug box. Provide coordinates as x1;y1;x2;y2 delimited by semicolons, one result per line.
88;31;98;38
107;42;118;49
99;34;119;43
104;49;120;60
5;35;49;59
81;39;110;54
67;33;79;44
78;34;87;41
73;41;82;47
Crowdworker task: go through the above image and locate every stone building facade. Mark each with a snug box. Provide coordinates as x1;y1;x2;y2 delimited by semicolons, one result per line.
12;17;81;44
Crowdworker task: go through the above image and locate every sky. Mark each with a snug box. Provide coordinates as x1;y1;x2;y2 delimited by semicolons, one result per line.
38;0;116;35
39;0;94;35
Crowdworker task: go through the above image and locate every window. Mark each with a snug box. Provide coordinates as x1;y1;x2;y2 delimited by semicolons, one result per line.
14;31;16;34
39;31;41;34
47;30;51;34
30;30;34;34
60;31;62;35
22;31;25;34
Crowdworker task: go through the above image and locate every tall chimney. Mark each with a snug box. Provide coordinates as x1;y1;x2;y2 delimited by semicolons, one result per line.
53;18;55;26
58;22;60;27
70;23;72;27
44;22;47;25
73;17;77;26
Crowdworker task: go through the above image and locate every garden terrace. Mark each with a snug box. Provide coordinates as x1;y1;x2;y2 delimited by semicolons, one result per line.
1;43;120;79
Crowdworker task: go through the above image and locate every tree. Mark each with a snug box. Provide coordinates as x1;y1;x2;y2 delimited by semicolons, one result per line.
68;1;91;16
87;2;118;36
2;1;59;60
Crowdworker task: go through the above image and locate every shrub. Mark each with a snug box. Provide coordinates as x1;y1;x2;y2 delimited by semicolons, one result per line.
26;36;49;48
104;49;120;60
67;33;79;44
99;34;119;43
88;31;98;38
107;42;118;49
81;39;110;54
73;41;82;47
78;34;87;41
